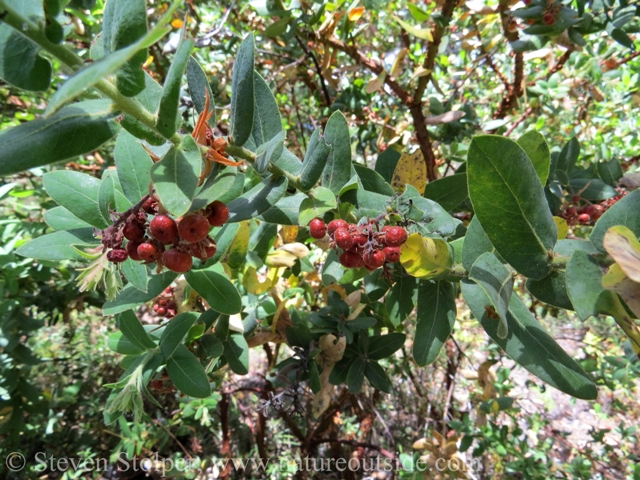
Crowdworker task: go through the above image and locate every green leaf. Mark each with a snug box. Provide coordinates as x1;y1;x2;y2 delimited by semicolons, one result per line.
121;258;148;292
413;280;457;366
255;131;285;174
102;0;148;96
566;250;614;320
120;73;165;145
227;176;288;222
0;100;119;176
461;279;597;399
526;271;573;310
347;357;367;392
597;158;623;186
610;27;634;49
229;33;255;147
462;216;498;271
467;135;557;280
393;15;434;40
308;360;321;393
590;191;640;252
46;27;171;115
299;186;337;226
517;130;551;185
367;333;406;360
424;173;468;212
103;271;177;315
44;171;108;229
365;361;392;393
375;148;401;184
385;276;417;327
252;72;283;151
160;312;199;358
322;111;352;195
202;222;240;267
98;170;116;224
223;333;250;375
397;185;459;237
0;23;51;91
44;207;92;231
156;37;194;138
569;178;616;201
341;189;391;220
107;331;145;355
15;228;98;261
185;264;242;315
299;129;331;191
166;344;211;398
115;130;154;204
259;193;305;225
353;164;395;196
322;249;344;286
117;310;157;349
187;56;215;126
469;252;513;339
192;167;238;210
556;137;580;174
150;136;202;217
554;239;599;256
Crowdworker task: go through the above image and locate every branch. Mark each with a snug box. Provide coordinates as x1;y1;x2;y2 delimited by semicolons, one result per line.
504;106;535;136
295;35;332;107
493;1;524;119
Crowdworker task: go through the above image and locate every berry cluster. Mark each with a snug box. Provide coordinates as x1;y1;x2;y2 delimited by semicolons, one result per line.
309;218;408;270
559;189;628;226
101;197;229;273
152;286;177;318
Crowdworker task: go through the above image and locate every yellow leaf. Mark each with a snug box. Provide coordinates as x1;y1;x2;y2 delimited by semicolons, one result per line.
400;233;453;279
322;284;347;303
393;16;433;41
602;263;640;321
553;216;568;240
389;48;408;78
225;220;250;269
265;250;298;268
603;226;640;283
347;6;365;21
143;55;154;68
366;71;386;93
171;18;184;29
391;149;427;194
242;267;272;295
281;225;298;244
278;242;310;259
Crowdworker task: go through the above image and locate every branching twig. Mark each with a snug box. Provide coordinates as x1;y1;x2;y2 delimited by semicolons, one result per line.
295;35;332;107
504;106;535;136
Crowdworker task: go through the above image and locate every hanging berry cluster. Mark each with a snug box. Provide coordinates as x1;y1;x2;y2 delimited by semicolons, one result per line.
100;196;229;273
309;218;408;270
559;189;628;226
151;287;177;318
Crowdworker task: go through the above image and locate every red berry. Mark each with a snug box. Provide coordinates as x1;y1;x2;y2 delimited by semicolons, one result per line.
543;12;555;25
309;218;327;239
339;251;364;268
363;250;386;269
163;248;193;273
107;248;128;263
352;234;368;246
142;197;158;214
123;218;145;242
206;201;229;227
150;215;178;244
137;242;158;262
384;227;408;247
334;227;354;250
178;214;210;243
191;242;217;260
127;241;143;261
327;219;348;237
565;207;576;216
150;380;164;390
578;213;591;224
156;306;167;316
383;246;401;263
572;194;580;204
591;205;604;220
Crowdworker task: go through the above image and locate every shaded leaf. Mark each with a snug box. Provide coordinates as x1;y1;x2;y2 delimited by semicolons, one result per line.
413;280;456;366
322;111;352;195
185;264;242;315
517;130;551;185
229;33;255;146
166;344;211;397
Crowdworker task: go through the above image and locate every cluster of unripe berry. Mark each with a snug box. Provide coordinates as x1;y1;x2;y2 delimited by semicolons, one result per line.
309;218;408;270
151;286;177;318
560;190;627;226
102;197;229;273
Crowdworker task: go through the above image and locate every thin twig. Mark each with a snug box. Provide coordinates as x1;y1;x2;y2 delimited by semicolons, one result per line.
295;34;332;107
152;419;193;460
504;106;535;136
